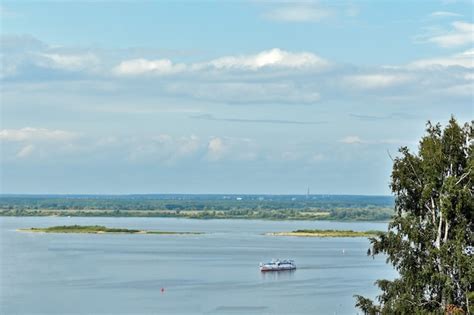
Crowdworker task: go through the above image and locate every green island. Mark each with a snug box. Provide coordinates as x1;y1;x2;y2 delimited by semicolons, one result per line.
17;225;202;235
266;229;384;237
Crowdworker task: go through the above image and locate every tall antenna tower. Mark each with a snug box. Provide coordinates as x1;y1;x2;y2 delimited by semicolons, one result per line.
306;187;310;199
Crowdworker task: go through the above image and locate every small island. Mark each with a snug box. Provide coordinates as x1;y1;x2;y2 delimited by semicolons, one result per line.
266;229;384;238
17;225;202;235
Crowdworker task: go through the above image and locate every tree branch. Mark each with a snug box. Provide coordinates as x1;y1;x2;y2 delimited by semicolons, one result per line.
455;169;471;185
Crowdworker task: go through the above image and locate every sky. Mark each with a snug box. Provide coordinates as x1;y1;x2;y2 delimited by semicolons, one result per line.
0;0;473;195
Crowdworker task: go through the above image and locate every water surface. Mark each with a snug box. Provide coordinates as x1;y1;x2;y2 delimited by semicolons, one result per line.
1;217;396;314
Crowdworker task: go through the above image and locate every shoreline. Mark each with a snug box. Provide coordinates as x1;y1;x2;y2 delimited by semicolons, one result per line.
1;212;391;223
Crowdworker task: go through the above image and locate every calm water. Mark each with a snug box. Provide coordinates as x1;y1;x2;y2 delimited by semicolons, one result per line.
0;217;396;315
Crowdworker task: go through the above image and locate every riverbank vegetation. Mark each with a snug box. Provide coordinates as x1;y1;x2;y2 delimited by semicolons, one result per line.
0;195;394;221
18;225;201;235
267;229;384;237
1;208;393;221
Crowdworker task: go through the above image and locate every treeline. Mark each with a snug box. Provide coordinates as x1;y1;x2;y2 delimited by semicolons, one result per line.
0;194;393;211
0;207;394;221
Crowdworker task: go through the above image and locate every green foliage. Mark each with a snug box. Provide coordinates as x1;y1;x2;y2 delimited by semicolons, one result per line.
0;207;394;221
0;195;394;221
355;117;474;314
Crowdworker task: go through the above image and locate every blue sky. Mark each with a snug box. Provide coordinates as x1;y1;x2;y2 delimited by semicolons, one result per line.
0;0;472;195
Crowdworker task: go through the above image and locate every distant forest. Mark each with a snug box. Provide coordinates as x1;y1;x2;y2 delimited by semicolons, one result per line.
0;194;394;221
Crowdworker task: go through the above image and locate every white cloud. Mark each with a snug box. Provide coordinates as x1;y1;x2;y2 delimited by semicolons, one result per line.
176;135;200;156
341;136;363;144
203;48;329;70
427;21;474;47
343;74;414;89
0;127;79;142
264;5;332;22
39;53;99;71
207;137;226;161
410;49;473;68
113;49;329;77
3;34;472;107
16;144;35;158
206;137;257;161
113;58;186;76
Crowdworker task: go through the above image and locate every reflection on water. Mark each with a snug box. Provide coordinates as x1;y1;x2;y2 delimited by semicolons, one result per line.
260;269;296;281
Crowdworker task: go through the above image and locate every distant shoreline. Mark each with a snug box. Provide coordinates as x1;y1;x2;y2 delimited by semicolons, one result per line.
0;209;392;222
0;194;395;221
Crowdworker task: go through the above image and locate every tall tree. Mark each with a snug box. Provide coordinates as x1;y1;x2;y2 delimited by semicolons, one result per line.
355;117;473;314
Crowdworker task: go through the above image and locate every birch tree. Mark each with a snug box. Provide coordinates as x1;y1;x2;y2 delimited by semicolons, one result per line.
355;117;473;314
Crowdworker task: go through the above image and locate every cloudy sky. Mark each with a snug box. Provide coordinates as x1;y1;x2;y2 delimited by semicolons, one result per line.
0;1;472;195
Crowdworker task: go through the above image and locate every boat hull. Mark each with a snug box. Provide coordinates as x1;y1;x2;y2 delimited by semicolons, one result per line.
259;260;296;272
260;266;296;272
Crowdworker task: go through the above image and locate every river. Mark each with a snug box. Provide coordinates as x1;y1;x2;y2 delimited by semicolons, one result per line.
0;217;396;314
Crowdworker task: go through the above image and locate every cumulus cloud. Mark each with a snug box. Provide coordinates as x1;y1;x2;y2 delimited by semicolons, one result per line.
410;49;473;68
1;35;101;78
175;135;201;156
427;21;474;48
2;35;472;106
207;137;226;161
111;48;329;79
206;137;257;161
202;48;329;70
113;58;186;76
38;53;100;71
0;127;79;142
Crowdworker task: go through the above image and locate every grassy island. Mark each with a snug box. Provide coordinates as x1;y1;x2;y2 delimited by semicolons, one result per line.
266;229;384;238
18;225;202;235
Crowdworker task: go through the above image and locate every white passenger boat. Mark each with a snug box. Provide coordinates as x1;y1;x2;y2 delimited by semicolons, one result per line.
259;259;296;272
